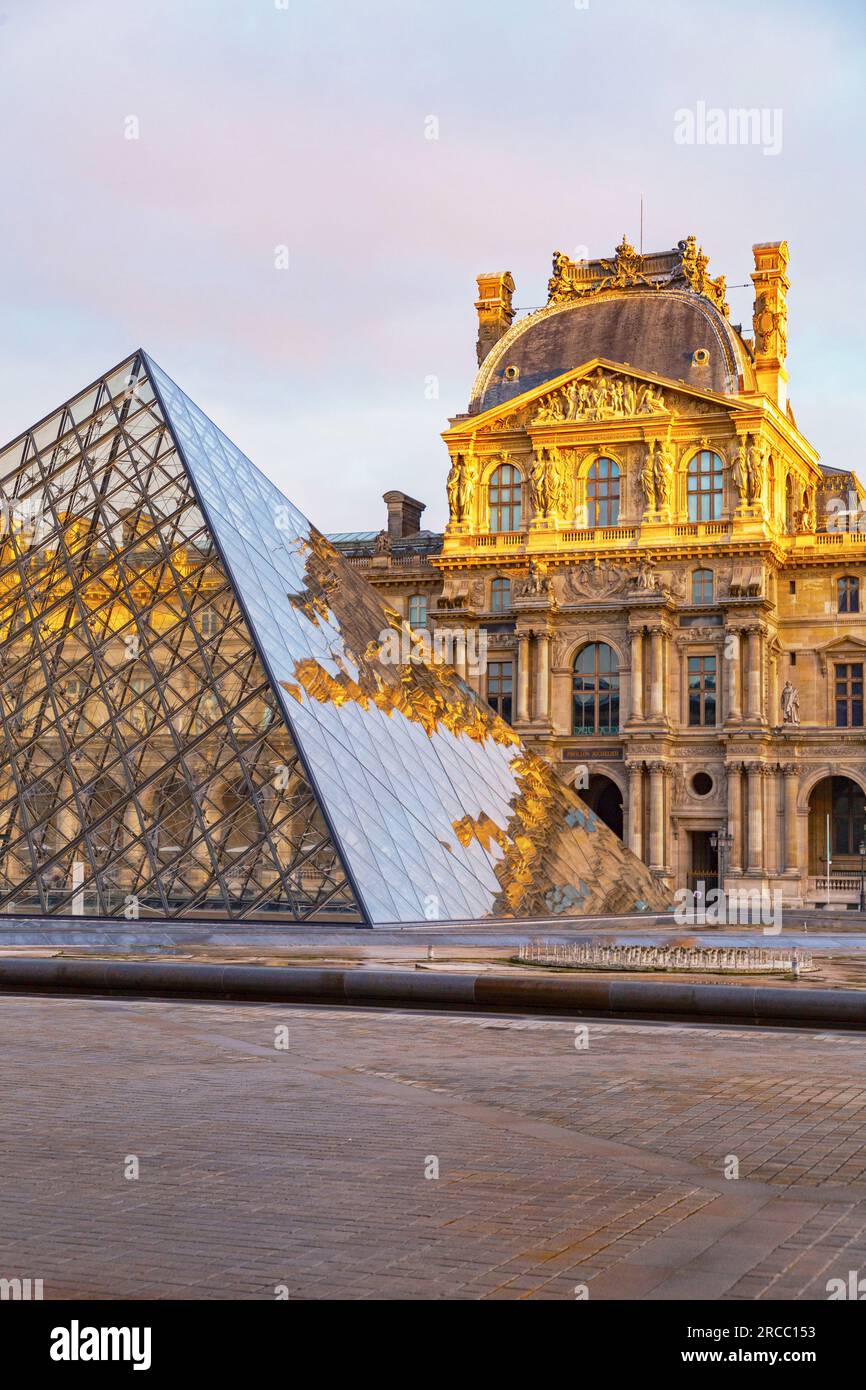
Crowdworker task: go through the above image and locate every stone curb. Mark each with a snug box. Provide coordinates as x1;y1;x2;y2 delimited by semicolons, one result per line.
1;957;866;1027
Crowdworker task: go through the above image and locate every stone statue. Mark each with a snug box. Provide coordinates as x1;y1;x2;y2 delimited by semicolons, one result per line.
641;442;657;513
550;448;573;521
446;456;461;523
529;450;549;517
634;557;658;591
456;454;477;523
374;529;391;555
522;557;550;596
653;438;675;512
731;439;749;505
746;441;764;506
780;680;800;726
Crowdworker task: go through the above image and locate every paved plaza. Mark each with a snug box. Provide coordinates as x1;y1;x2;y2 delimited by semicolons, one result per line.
3;992;866;1299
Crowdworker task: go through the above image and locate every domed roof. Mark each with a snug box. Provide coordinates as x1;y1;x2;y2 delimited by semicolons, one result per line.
470;288;754;415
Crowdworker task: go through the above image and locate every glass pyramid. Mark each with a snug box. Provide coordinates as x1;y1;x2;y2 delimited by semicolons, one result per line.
0;351;670;923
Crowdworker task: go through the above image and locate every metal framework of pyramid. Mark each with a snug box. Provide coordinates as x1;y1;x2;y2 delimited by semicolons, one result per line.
0;351;669;923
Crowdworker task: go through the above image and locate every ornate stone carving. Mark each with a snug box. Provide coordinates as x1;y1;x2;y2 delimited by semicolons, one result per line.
529;445;574;521
532;369;668;425
513;557;552;599
559;561;630;601
547;233;729;317
668;234;729;316
753;290;788;363
731;437;749;505
640;436;676;515
447;451;479;525
633;557;658;591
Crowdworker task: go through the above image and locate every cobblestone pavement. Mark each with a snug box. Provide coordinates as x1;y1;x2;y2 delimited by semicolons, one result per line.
3;993;866;1300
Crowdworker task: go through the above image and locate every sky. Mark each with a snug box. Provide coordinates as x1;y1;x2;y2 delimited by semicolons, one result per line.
1;0;865;533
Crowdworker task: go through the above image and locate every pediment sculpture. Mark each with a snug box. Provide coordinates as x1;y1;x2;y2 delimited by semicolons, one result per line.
532;370;668;425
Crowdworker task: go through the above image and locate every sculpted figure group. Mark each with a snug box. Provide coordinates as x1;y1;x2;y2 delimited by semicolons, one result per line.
529;446;574;521
446;452;479;524
731;435;768;508
532;371;667;425
641;438;676;514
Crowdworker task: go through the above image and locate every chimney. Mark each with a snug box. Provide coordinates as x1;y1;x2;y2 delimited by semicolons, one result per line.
751;242;789;410
475;271;515;366
383;490;425;539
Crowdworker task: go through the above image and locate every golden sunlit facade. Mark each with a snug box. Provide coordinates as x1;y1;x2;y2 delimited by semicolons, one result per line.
353;237;866;907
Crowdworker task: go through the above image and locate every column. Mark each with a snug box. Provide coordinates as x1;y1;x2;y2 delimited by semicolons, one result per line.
726;629;742;722
628;763;643;861
746;628;763;721
630;630;644;721
535;631;550;721
783;764;800;873
516;633;531;722
764;765;779;874
747;763;764;872
726;762;743;874
769;649;779;728
649;629;665;720
648;761;665;870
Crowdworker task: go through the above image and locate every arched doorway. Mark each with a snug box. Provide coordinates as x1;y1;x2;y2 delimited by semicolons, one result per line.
577;773;623;839
808;775;865;881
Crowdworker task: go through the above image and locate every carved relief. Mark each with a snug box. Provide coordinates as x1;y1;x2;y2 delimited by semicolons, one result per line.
447;451;479;525
529;445;575;522
641;436;677;515
513;558;552;599
753;290;788;363
532;369;668;425
558;561;631;601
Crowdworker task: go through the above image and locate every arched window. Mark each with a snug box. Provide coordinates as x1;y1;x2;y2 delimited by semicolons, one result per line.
692;568;713;604
687;450;724;521
572;643;620;736
785;474;795;532
490;577;511;612
408;594;428;628
488;464;522;533
587;457;620;527
838;576;860;614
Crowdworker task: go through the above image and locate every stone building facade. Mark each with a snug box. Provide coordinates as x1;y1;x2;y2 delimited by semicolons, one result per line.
333;235;866;907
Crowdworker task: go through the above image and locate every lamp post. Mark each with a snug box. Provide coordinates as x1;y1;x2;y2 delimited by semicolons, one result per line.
710;826;734;899
859;839;866;913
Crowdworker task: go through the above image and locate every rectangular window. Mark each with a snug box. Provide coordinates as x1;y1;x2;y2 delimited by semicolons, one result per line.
490;579;510;613
487;661;513;724
408;594;427;629
835;662;864;728
687;654;717;727
692;570;713;604
839;577;860;614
